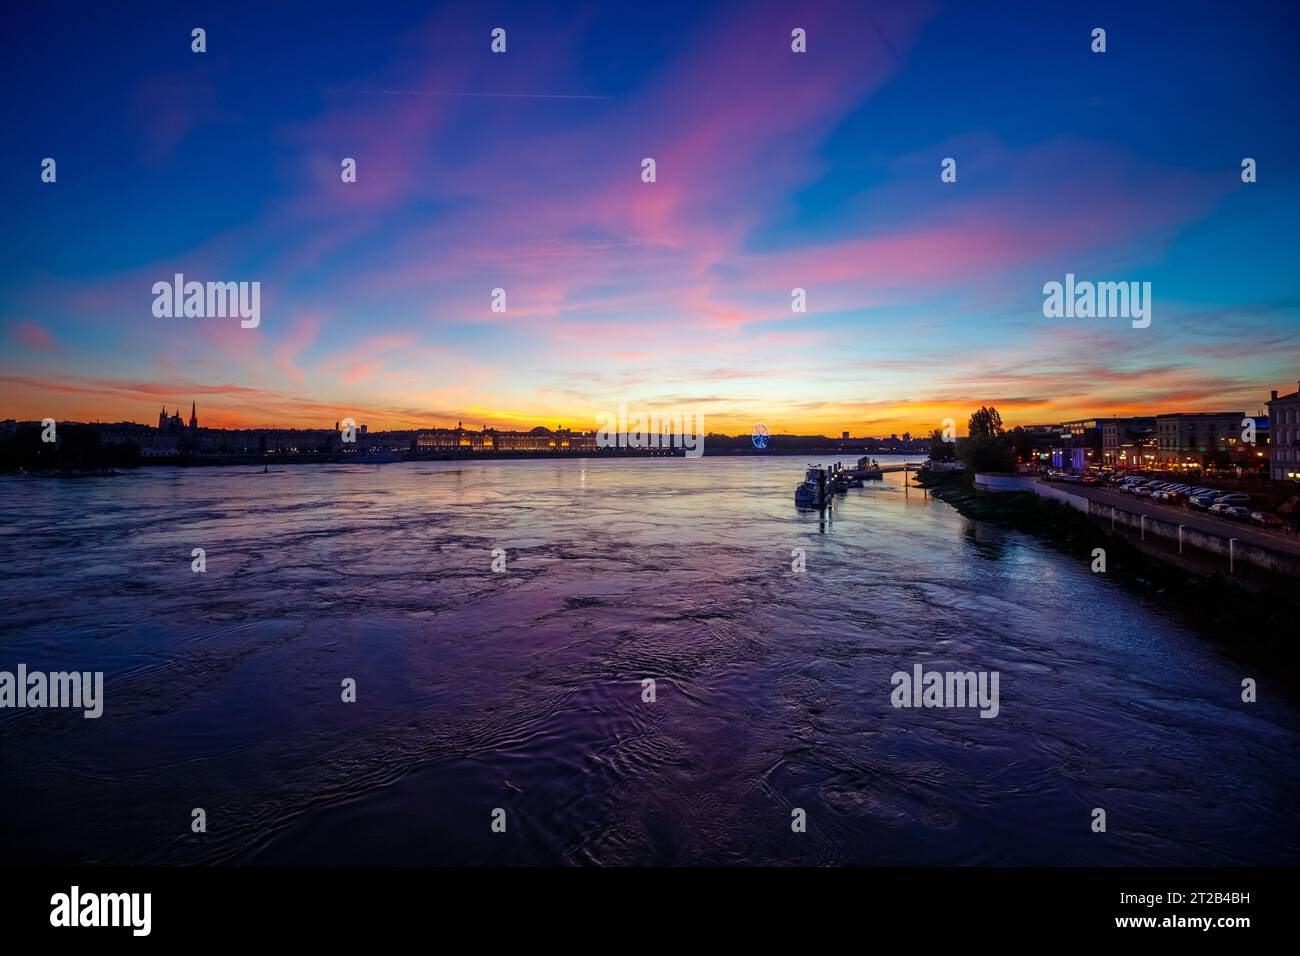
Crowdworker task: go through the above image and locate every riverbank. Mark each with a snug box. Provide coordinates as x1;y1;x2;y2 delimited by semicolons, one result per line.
917;470;1300;661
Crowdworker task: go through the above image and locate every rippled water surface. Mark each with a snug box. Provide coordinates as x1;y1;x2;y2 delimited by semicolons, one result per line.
2;456;1297;865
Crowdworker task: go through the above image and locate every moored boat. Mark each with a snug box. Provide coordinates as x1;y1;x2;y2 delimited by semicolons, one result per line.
794;465;829;508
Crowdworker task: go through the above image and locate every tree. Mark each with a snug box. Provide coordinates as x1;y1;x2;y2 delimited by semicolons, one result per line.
961;433;1016;473
929;428;956;462
968;406;1004;438
960;406;1015;473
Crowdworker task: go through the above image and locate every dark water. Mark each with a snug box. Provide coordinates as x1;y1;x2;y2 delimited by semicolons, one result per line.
1;456;1297;865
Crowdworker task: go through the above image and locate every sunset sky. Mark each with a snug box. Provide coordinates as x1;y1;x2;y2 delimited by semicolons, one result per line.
3;0;1298;435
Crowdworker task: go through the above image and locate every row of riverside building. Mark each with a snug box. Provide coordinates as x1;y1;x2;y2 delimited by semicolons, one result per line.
1;409;601;459
1017;382;1300;482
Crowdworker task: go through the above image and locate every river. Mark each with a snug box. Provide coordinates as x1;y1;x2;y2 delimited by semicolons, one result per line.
1;455;1296;865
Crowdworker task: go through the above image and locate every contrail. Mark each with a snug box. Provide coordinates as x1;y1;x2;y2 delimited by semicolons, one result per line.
325;89;614;101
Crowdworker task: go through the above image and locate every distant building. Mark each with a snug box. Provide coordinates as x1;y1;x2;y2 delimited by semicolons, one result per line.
1267;383;1300;481
158;406;186;432
1155;412;1243;470
497;426;556;452
500;426;596;452
1101;416;1156;468
1012;424;1061;466
1055;418;1104;470
358;429;418;454
415;424;597;454
90;420;155;455
416;423;488;452
1059;418;1102;441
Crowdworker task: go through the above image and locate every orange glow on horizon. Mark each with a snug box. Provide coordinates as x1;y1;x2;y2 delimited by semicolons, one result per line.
2;388;1277;440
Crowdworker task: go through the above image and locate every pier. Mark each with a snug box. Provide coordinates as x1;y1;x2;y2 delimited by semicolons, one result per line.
795;459;929;516
876;462;926;473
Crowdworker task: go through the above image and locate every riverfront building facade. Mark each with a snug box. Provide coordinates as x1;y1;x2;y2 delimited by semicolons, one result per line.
1154;412;1244;468
415;424;597;453
1267;384;1300;481
1101;416;1157;468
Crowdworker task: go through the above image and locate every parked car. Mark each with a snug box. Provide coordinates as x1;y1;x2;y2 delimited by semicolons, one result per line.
1249;511;1283;528
1214;493;1251;507
1189;495;1217;511
1225;506;1253;522
1080;475;1099;486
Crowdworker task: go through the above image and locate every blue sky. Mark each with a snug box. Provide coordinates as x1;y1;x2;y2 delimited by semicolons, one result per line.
2;0;1297;432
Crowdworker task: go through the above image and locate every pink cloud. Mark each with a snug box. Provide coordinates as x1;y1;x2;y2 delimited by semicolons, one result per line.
273;314;324;388
10;321;58;352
